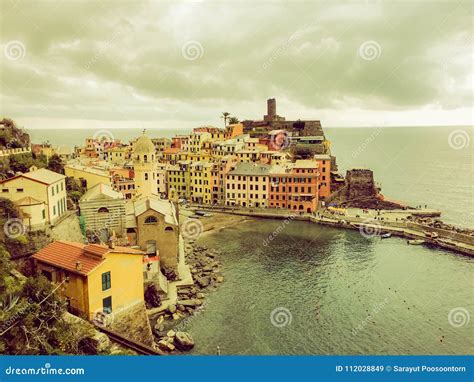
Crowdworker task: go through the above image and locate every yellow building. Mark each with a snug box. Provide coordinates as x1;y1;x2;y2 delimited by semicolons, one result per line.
32;241;145;320
107;145;130;165
0;168;67;225
65;163;112;190
166;161;191;200
190;161;214;204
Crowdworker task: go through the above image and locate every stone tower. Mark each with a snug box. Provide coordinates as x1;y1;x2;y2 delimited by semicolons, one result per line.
133;133;157;198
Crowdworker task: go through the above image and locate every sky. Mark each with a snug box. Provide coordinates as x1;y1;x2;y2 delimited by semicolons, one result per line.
0;0;472;130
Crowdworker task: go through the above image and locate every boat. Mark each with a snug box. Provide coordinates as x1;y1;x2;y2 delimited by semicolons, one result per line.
407;239;425;245
195;210;213;217
380;233;392;239
424;231;439;239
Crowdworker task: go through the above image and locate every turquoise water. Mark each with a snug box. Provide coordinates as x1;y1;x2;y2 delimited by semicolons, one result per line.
188;220;473;355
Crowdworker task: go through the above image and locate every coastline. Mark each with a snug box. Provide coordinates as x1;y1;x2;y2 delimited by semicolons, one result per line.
188;206;474;257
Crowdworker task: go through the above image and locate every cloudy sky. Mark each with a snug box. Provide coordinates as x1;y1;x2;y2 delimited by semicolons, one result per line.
0;0;472;130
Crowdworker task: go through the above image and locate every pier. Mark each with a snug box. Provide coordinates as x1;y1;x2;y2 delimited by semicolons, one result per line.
189;205;474;257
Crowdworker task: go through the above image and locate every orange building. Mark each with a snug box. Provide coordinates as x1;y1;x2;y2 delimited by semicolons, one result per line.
268;160;320;213
313;154;331;199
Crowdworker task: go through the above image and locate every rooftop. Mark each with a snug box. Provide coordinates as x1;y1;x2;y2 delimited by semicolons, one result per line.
1;168;66;186
80;182;124;202
228;162;271;176
32;241;144;276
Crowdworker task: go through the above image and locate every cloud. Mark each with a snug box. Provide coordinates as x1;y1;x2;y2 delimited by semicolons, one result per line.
0;0;472;128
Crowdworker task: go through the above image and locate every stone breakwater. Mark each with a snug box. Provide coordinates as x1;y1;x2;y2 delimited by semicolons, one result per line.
151;241;224;353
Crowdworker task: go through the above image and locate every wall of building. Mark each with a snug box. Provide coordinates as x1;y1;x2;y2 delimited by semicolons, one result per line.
87;252;144;320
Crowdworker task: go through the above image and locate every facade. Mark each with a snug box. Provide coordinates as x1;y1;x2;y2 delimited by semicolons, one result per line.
126;197;179;272
225;163;270;207
313;154;331;199
32;241;145;320
79;183;126;236
0;168;67;225
269;160;320;213
190;161;214;204
15;196;47;231
65;163;112;190
133;134;158;198
166;161;191;200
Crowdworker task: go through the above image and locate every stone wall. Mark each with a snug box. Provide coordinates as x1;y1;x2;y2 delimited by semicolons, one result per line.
50;211;85;243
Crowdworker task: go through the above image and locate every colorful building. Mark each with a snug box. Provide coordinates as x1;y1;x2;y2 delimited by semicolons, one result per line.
0;168;67;225
269;160;320;212
32;241;145;320
225;162;270;208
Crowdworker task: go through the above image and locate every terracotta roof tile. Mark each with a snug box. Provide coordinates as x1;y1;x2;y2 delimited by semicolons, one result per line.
32;241;144;276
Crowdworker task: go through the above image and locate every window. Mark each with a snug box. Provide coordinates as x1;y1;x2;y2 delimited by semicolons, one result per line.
42;209;46;219
56;184;59;193
98;207;109;213
61;182;64;191
144;216;158;224
53;206;56;215
102;296;112;313
52;187;55;196
102;271;111;291
16;188;24;192
145;173;148;180
2;189;8;193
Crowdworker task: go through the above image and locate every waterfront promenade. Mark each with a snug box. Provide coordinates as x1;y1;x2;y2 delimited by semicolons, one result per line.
189;205;474;257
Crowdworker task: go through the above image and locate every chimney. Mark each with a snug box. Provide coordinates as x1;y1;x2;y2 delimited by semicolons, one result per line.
75;261;82;271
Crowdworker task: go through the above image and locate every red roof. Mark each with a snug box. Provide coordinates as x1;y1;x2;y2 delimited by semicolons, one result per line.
32;241;144;276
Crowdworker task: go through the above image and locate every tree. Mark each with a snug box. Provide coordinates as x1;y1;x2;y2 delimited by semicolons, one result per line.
47;154;64;174
221;112;230;128
228;116;239;125
0;251;92;355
